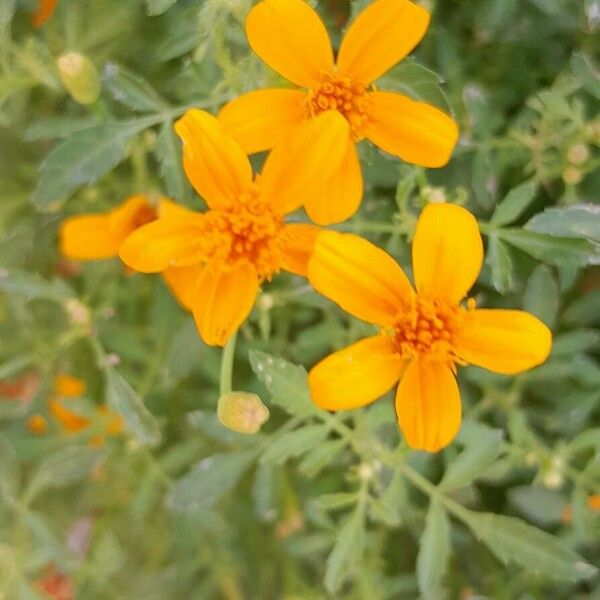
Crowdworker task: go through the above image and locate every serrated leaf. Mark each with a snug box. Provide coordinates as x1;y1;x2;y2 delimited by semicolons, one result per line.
486;234;514;293
25;446;103;502
24;116;99;141
156;121;188;199
260;425;329;465
508;486;565;526
491;180;537;226
105;368;161;447
298;438;346;478
461;511;597;581
523;265;559;328
525;204;600;242
249;350;317;417
571;53;600;99
167;450;257;514
32;118;158;206
440;427;504;491
496;229;600;267
324;506;365;593
417;499;451;599
103;63;167;112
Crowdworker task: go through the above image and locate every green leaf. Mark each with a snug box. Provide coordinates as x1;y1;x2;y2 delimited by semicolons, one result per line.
0;269;73;302
105;368;161;447
146;0;179;15
298;438;346;478
472;149;495;210
324;505;365;593
167;450;257;514
260;425;329;465
551;329;600;356
571;53;600;99
156;121;188;200
252;462;277;521
24;116;99;141
461;511;597;581
523;265;559;328
525;204;600;242
496;229;599;267
507;486;565;526
416;499;451;599
440;426;504;491
491;180;537;226
103;63;167;112
561;289;600;326
32;118;158;207
486;234;514;293
0;433;19;500
316;493;357;511
0;0;15;26
249;350;317;417
25;446;103;502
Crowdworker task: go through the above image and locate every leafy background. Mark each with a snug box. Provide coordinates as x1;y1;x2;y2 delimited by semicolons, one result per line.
0;0;599;598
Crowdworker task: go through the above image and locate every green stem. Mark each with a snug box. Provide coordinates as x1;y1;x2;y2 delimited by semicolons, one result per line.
219;330;238;396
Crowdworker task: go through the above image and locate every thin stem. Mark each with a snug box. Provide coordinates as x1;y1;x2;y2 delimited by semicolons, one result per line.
219;331;238;397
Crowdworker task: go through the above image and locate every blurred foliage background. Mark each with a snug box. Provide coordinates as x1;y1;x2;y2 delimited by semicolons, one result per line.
0;0;599;598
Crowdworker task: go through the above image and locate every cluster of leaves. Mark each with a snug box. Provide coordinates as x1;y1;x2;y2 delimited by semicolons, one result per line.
0;0;598;598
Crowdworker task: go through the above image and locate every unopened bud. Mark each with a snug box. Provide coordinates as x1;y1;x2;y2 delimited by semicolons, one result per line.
217;391;270;434
57;52;101;105
562;166;583;185
65;298;90;327
567;143;590;165
422;186;447;203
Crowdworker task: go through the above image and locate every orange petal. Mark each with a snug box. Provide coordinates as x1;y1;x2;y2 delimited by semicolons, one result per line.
337;0;430;84
246;0;334;87
108;195;157;234
309;335;404;410
304;140;362;225
365;91;459;168
308;231;414;325
412;203;483;304
455;309;552;375
31;0;58;28
174;109;253;208
219;89;307;154
395;358;461;452
259;111;350;214
60;213;121;260
279;223;321;276
162;265;203;311
192;262;259;346
119;215;207;273
158;197;197;220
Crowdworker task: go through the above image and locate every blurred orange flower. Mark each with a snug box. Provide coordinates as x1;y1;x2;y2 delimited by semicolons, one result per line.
31;0;58;28
59;195;196;310
308;204;552;452
220;0;459;225
562;494;600;524
34;564;74;600
120;109;348;346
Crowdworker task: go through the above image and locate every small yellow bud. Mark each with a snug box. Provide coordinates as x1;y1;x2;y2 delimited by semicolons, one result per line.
65;298;90;327
422;186;447;203
217;391;270;434
567;143;590;165
57;52;101;105
562;166;583;185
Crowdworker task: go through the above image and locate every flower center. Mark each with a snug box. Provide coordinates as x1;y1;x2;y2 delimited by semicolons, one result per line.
204;184;285;280
306;73;372;140
393;297;469;363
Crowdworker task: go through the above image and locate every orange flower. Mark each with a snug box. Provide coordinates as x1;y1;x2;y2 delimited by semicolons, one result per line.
59;195;197;310
27;414;49;435
31;0;58;28
219;0;459;225
35;564;74;600
53;374;86;397
562;495;600;524
307;204;552;452
119;109;349;346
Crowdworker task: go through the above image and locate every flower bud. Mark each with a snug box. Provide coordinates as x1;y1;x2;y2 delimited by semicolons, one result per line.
217;391;270;434
562;166;583;185
567;143;590;165
57;52;101;105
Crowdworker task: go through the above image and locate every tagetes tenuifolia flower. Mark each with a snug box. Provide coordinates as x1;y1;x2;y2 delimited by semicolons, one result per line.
31;0;58;28
59;195;197;311
120;109;348;346
219;0;458;225
307;204;552;452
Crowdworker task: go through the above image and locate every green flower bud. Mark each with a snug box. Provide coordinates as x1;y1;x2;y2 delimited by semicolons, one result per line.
217;391;270;434
562;166;583;185
57;52;101;105
567;143;590;165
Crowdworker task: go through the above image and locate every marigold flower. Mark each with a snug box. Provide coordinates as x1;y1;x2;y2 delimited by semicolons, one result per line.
119;109;349;346
31;0;58;28
307;204;552;452
219;0;458;225
59;195;197;310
